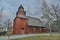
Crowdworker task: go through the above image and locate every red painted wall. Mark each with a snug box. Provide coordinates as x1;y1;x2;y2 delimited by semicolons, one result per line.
13;18;48;35
13;17;28;35
27;26;41;34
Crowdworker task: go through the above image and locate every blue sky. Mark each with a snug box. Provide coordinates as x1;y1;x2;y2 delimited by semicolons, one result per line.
0;0;60;21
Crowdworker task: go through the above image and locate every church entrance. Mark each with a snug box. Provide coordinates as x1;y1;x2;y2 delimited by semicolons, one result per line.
21;28;25;34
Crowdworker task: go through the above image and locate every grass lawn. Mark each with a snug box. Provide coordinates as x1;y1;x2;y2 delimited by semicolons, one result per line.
12;35;60;40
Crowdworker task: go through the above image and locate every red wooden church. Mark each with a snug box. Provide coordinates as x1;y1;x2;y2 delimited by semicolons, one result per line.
13;5;48;35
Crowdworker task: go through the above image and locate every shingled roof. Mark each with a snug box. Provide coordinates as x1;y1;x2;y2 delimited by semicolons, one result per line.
27;16;43;27
17;13;44;27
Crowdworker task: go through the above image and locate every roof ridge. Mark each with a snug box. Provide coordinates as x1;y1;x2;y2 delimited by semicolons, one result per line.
27;16;40;20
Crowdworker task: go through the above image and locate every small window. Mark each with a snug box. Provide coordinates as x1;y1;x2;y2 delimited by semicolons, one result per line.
22;28;24;30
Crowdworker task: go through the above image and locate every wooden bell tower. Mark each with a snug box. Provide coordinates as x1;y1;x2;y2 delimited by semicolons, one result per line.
13;5;28;35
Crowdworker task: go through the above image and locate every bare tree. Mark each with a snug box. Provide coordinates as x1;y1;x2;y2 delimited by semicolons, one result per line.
4;19;12;32
4;19;12;40
41;0;60;34
41;0;53;36
0;7;4;29
50;4;60;32
50;4;60;20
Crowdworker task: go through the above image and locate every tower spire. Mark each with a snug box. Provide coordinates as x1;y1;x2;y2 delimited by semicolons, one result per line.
16;4;26;16
18;4;24;10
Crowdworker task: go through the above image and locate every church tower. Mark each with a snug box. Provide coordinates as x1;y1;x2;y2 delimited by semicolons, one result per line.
16;5;26;16
13;5;28;35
